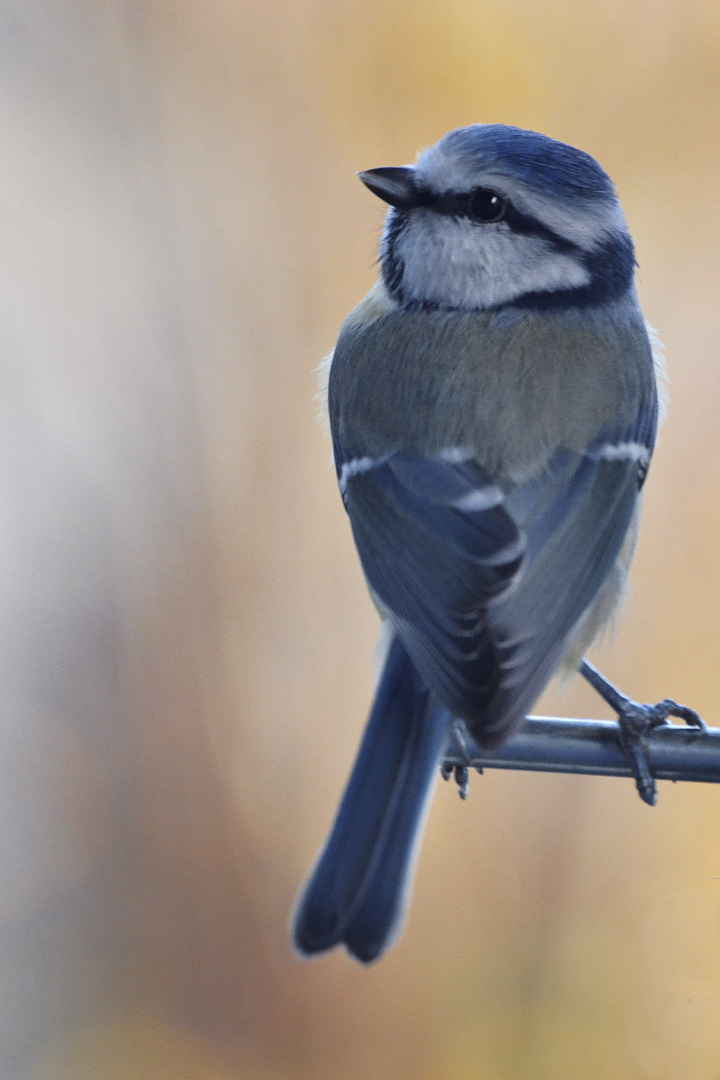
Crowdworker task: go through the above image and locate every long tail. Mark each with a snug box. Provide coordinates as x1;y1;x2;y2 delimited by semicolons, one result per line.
292;634;452;963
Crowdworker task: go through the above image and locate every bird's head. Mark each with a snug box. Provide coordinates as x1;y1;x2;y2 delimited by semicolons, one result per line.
359;124;634;313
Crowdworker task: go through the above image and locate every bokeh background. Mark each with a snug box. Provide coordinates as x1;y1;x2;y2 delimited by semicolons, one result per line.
1;1;719;1077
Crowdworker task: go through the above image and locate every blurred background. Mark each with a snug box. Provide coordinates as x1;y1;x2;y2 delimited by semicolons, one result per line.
1;0;719;1077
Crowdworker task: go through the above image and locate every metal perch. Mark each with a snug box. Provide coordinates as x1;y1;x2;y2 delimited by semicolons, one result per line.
442;661;717;804
443;716;720;783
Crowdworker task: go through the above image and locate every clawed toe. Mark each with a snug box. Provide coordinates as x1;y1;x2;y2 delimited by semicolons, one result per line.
615;702;660;806
441;719;477;799
650;699;707;732
580;660;706;806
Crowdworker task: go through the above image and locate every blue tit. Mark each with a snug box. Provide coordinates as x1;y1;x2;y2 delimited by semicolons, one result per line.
293;123;663;964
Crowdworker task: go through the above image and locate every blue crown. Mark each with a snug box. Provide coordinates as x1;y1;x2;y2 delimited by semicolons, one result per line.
432;125;615;202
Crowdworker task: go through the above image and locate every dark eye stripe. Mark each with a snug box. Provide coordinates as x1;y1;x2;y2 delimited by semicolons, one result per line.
413;185;579;254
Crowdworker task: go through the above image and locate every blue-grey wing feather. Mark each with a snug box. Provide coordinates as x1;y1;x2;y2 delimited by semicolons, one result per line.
342;447;641;747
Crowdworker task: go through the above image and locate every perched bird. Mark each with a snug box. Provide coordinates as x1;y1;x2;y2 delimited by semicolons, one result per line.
293;123;663;964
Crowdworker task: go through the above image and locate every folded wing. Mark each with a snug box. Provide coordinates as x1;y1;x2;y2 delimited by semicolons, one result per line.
341;445;641;747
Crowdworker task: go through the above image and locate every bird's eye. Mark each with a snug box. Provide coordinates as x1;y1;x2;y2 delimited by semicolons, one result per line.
468;188;506;223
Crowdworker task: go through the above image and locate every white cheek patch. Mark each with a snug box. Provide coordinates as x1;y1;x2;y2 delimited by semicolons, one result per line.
395;216;591;311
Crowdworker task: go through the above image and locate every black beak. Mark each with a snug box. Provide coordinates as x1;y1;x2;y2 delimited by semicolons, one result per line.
357;166;419;210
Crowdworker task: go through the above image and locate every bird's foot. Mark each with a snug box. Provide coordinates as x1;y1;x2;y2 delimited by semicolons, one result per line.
580;659;706;806
440;719;479;799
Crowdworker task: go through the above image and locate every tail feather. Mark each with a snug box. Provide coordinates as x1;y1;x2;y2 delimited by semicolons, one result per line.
292;635;451;962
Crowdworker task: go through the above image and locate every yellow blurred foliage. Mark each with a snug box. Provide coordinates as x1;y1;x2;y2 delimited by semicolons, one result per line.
317;0;549;159
29;1016;244;1080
